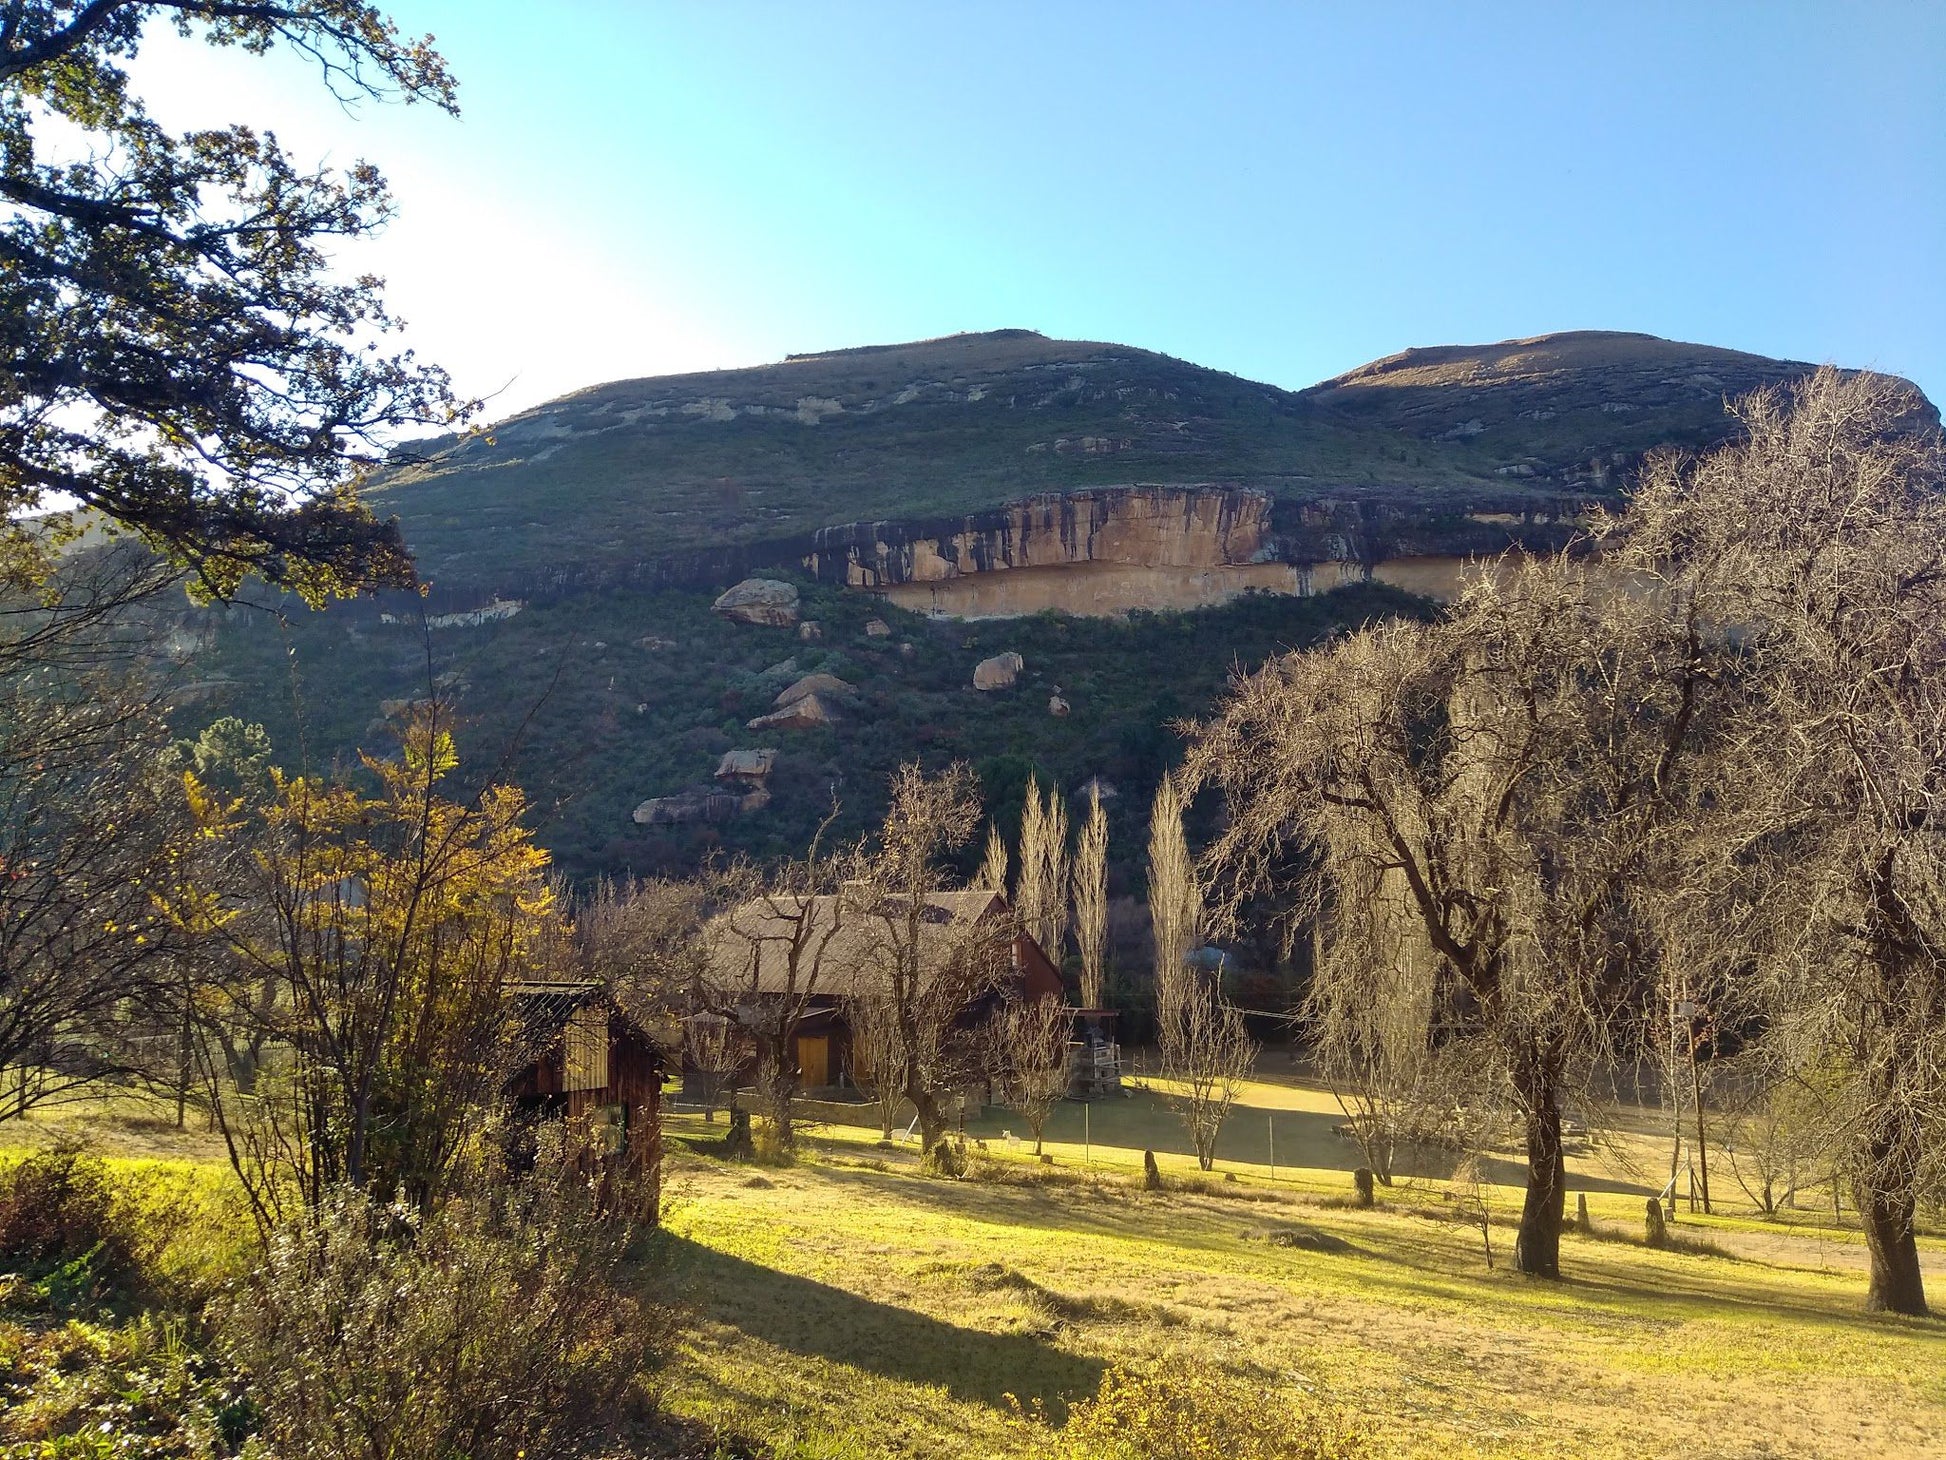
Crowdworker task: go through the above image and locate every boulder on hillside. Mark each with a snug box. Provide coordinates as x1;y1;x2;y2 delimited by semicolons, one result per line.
712;578;800;627
715;748;778;782
774;671;855;709
973;651;1024;691
1048;693;1070;717
747;692;838;732
798;621;823;641
631;784;769;826
864;618;892;638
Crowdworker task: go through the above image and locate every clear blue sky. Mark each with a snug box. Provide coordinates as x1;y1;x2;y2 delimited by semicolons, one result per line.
137;2;1945;419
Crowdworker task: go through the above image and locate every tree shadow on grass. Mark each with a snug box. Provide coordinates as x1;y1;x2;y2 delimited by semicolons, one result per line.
661;1233;1107;1412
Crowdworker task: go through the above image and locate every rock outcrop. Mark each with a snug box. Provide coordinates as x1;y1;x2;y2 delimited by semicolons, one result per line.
747;692;839;731
379;597;524;629
715;749;778;782
632;784;770;826
773;672;853;708
973;652;1024;691
712;578;800;627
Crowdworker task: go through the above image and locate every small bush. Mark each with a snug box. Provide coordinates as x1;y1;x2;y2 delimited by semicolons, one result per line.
1017;1364;1373;1460
926;1138;968;1178
219;1139;679;1460
0;1144;130;1285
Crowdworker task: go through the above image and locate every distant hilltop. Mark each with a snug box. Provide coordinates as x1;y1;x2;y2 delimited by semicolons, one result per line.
369;328;1933;597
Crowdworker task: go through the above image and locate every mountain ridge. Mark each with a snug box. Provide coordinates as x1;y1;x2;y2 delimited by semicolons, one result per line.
180;327;1935;881
371;328;1929;600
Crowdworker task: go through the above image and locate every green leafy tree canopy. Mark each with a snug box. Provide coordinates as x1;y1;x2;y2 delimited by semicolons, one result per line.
1;1;469;602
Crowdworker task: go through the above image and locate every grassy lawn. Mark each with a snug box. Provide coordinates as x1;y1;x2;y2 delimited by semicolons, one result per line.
657;1079;1945;1460
7;1086;1941;1459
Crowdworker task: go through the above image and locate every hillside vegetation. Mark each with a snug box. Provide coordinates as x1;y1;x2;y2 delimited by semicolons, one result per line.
195;578;1428;885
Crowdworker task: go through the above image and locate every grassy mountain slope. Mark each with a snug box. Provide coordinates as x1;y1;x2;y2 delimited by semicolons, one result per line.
188;329;1932;885
373;328;1864;592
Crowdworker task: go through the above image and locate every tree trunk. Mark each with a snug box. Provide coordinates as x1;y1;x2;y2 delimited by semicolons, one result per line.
1513;1086;1566;1279
911;1087;948;1158
1690;1045;1712;1214
175;1001;192;1130
1856;1128;1930;1317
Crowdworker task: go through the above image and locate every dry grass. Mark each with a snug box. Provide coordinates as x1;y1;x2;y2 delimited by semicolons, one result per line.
9;1086;1941;1458
658;1092;1945;1460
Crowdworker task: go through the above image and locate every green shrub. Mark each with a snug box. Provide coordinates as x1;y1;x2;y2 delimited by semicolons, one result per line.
219;1142;678;1460
0;1313;256;1456
0;1146;236;1316
1018;1365;1372;1460
0;1144;129;1284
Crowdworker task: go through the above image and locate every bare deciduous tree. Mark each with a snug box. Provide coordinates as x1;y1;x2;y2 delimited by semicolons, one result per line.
696;828;851;1154
0;662;195;1118
1145;774;1252;1170
1072;784;1110;1009
683;1013;742;1124
977;823;1009;894
1146;773;1199;1035
1187;554;1720;1278
1159;984;1255;1173
847;995;907;1140
572;876;699;1037
993;994;1071;1156
1719;1056;1836;1217
856;763;1009;1167
1015;776;1069;966
1307;885;1446;1186
1014;779;1050;951
1619;366;1946;1314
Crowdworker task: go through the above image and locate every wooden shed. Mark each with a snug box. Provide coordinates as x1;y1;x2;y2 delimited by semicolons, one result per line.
507;981;668;1220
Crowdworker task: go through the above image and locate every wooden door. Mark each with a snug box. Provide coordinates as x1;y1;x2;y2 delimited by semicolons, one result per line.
797;1034;830;1088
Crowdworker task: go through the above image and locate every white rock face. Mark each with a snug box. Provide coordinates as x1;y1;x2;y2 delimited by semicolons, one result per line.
712;579;801;627
1048;694;1070;717
973;651;1024;691
864;618;892;638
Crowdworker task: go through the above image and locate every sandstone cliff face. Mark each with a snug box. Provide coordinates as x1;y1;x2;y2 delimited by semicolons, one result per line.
807;487;1277;588
802;485;1584;617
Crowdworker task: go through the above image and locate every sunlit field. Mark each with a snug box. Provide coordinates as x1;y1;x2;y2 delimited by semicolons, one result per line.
645;1070;1945;1460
